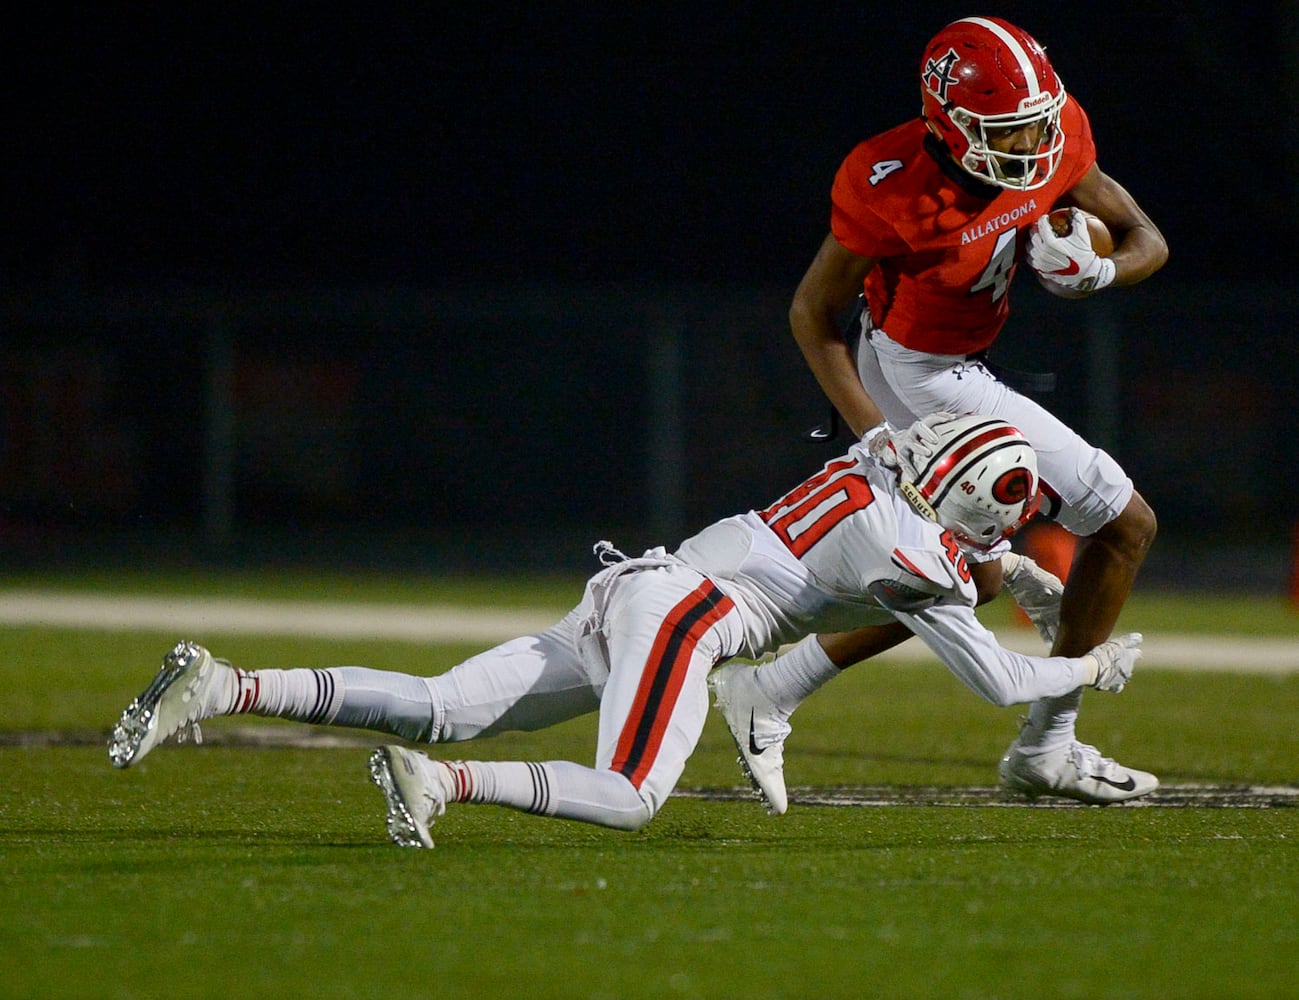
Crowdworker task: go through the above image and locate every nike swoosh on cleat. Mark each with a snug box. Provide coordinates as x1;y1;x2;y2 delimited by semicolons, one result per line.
1050;259;1081;276
1089;773;1137;792
748;709;766;756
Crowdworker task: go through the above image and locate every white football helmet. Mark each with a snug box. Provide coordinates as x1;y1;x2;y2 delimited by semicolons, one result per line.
896;414;1041;550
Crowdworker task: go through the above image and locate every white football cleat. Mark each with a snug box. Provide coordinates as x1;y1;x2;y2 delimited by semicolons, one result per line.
368;745;452;848
108;641;233;768
999;737;1158;805
708;663;790;815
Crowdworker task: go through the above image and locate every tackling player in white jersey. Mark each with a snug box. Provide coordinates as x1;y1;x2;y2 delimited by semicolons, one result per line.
109;414;1145;847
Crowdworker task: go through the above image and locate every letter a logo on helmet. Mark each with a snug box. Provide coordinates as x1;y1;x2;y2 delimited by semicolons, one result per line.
922;48;961;102
900;414;1041;550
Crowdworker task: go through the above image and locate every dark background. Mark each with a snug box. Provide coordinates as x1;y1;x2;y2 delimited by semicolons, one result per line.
11;5;1293;287
5;5;1297;586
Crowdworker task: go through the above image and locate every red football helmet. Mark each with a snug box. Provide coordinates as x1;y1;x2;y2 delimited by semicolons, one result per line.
920;16;1067;191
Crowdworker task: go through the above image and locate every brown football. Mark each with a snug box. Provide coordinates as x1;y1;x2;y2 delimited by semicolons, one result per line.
1048;207;1115;256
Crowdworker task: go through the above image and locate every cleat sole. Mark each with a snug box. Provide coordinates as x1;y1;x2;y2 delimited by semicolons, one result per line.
368;747;433;848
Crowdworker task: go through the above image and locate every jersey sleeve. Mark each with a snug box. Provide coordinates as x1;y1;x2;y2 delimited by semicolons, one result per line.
830;142;913;259
894;602;1090;706
868;543;963;612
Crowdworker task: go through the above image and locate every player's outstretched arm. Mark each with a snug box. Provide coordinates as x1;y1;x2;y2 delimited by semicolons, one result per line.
898;603;1141;707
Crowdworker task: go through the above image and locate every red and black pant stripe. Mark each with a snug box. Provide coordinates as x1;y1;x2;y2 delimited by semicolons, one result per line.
611;580;734;789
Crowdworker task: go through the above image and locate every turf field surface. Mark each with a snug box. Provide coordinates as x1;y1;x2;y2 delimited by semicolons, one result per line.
2;576;1296;999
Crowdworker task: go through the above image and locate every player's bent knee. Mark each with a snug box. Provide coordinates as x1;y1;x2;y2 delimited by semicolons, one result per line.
620;801;656;832
612;786;657;832
1131;493;1158;546
1104;492;1157;560
591;770;657;831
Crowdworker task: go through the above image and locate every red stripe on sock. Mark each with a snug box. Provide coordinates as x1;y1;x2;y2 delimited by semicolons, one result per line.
237;673;259;714
447;762;472;803
231;670;257;714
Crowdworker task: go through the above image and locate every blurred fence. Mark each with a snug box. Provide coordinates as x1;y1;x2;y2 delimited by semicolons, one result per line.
1;280;1293;589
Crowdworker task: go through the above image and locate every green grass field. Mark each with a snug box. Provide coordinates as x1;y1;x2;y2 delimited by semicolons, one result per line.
2;573;1297;999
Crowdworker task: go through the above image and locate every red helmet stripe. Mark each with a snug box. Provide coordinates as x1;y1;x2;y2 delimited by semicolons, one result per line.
918;425;1024;500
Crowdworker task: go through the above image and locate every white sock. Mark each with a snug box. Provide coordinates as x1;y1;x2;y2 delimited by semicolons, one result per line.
753;635;839;715
1019;690;1082;752
227;665;444;742
230;667;344;725
441;760;651;831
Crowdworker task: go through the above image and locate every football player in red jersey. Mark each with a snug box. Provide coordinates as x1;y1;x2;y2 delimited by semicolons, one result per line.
713;16;1168;809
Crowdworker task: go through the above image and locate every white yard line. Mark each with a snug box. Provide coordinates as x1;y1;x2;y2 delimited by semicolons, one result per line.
0;590;560;644
1;589;1296;674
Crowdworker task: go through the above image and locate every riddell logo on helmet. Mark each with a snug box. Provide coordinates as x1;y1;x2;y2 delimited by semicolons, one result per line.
1018;91;1056;112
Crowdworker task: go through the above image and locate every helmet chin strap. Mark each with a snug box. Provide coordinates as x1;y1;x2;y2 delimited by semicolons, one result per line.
900;480;939;523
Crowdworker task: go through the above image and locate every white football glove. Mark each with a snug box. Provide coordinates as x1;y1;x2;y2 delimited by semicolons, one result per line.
1084;632;1143;693
1027;209;1116;298
1001;552;1063;643
864;412;955;480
